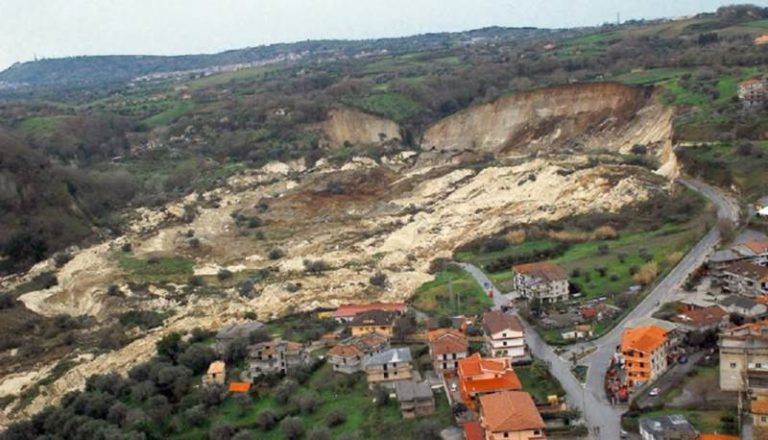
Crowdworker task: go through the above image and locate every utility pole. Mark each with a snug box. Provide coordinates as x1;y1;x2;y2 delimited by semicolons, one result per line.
617;12;621;26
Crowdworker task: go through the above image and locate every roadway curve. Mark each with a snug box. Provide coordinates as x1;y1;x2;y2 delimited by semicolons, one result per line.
459;178;739;440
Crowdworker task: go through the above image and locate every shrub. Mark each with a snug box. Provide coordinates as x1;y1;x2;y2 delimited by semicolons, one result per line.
119;310;166;330
609;273;620;282
255;410;279;430
618;252;628;264
307;427;332;440
188;275;205;287
209;423;235;440
274;379;298;404
296;394;319;414
303;259;330;274
188;237;201;249
0;293;16;309
121;242;133;252
570;268;581;278
630;144;648;155
597;244;610;255
268;248;285;260
373;386;389;406
633;262;659;286
369;272;387;287
217;269;233;281
232;430;257;440
285;282;302;293
596;266;608;277
415;419;442;440
107;284;122;296
326;409;346;427
53;252;72;268
279;417;305;440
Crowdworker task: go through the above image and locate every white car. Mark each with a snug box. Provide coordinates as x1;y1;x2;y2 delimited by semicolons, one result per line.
648;387;660;396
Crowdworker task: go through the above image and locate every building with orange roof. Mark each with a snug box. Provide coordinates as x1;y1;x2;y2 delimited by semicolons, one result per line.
672;305;728;332
246;339;309;379
752;396;768;428
620;325;669;387
350;309;398;337
719;321;768;393
511;262;569;303
203;360;226;385
428;329;469;373
463;420;486;440
479;391;546;440
228;382;251;393
333;302;407;322
458;353;522;409
698;434;739;440
756;34;768;45
328;333;390;374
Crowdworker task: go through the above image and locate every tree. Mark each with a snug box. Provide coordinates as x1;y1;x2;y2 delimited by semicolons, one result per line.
232;431;257;440
224;337;249;364
369;272;388;287
307;427;332;440
373;386;389;407
156;333;184;362
633;262;659;286
255;410;279;430
249;328;271;344
184;405;208;427
209;423;236;440
274;379;299;404
234;393;253;415
415;419;442;440
178;343;216;374
718;218;736;243
279;417;305;440
268;248;285;260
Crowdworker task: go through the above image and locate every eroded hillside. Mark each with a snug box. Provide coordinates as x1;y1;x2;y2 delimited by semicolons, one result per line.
0;83;677;427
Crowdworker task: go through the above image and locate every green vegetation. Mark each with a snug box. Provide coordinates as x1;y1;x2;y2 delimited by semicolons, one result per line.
174;363;453;439
344;93;422;122
143;100;195;127
624;408;735;434
516;360;566;404
117;254;194;283
412;266;493;318
678;142;768;201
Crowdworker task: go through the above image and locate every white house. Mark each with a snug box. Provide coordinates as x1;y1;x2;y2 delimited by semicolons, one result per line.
482;311;526;359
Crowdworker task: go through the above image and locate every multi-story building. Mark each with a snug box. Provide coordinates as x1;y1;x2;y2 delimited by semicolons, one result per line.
639;415;698;440
327;333;390;374
427;328;469;373
394;380;436;419
719;321;768;393
511;262;569;303
332;302;407;323
721;261;768;297
482;311;526;359
479;391;546;440
620;325;669;388
738;77;768;110
246;339;309;379
203;361;226;386
350;310;398;338
362;347;413;387
458;353;522;410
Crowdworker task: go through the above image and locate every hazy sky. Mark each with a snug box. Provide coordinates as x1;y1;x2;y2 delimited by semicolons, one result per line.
0;0;763;71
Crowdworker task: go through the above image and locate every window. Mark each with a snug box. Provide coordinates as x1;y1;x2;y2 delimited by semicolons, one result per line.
502;333;507;338
503;341;507;346
758;363;764;369
731;362;737;368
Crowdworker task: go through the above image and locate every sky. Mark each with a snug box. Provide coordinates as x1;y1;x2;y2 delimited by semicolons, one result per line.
0;0;763;71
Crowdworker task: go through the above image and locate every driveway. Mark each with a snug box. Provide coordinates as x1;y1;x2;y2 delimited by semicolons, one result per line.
458;177;739;440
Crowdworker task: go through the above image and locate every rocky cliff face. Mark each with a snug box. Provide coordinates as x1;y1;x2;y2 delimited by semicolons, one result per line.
421;83;677;176
321;108;402;147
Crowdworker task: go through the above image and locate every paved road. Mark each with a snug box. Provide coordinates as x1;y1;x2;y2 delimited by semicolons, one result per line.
459;177;739;440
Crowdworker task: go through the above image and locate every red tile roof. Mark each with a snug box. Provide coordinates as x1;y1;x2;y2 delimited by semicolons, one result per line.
673;305;727;328
480;391;545;433
512;262;567;281
463;421;485;440
458;354;522;406
429;331;468;356
743;240;768;254
699;435;739;440
228;382;251;393
328;343;363;358
752;399;768;415
724;261;768;282
333;302;406;319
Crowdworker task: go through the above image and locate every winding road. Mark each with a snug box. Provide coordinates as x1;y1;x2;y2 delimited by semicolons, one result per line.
460;178;739;440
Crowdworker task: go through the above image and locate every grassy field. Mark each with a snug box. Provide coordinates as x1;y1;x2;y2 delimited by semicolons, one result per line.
344;92;422;122
171;363;453;440
116;254;194;283
623;408;734;434
515;361;566;404
412;268;493;318
143;100;195;127
455;240;564;269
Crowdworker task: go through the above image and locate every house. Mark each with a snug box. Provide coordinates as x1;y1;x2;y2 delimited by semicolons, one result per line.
697;435;739;440
478;391;546;440
738;77;768;110
327;344;364;375
511;262;569;303
620;325;669;388
561;324;593;341
751;396;768;428
721;261;768;296
720;295;768;319
203;361;226;386
246;339;309;379
719;320;768;393
739;240;768;266
394;380;435;418
755;34;768;45
482;311;526;359
350;310;398;337
458;353;522;409
215;320;264;354
362;347;413;387
328;333;390;374
672;305;729;332
427;328;469;373
333;302;407;322
228;382;251;393
709;241;768;281
639;415;698;440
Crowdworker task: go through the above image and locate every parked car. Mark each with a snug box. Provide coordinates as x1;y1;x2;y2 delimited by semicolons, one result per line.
620;429;629;438
648;387;660;396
